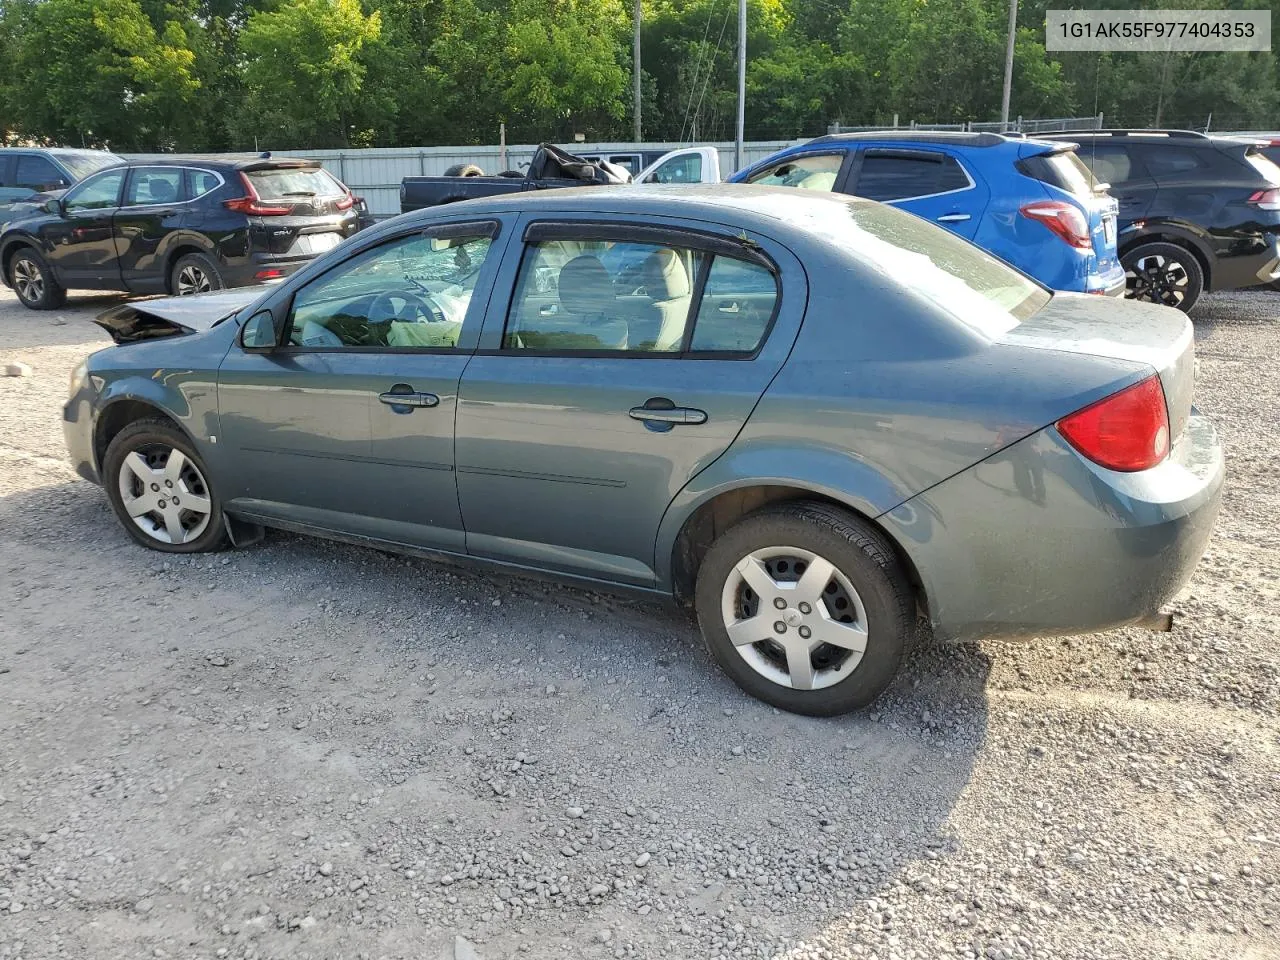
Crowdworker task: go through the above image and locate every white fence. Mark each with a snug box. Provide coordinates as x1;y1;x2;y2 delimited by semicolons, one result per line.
263;140;801;218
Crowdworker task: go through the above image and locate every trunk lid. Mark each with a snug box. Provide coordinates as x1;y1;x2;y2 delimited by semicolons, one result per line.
1001;293;1195;443
95;287;267;344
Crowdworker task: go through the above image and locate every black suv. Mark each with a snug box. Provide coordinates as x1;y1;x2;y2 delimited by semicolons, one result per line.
0;154;362;310
1045;129;1280;311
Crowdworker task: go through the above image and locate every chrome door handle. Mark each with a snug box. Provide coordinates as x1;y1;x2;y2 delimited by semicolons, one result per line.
936;213;971;223
629;405;707;425
379;391;439;408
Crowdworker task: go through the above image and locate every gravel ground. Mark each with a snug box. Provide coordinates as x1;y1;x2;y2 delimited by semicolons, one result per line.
0;286;1277;960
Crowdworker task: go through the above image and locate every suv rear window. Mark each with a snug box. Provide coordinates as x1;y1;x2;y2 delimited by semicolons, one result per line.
246;167;345;200
804;198;1050;334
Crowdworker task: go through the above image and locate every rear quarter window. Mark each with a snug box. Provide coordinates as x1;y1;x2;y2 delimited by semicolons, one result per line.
1023;150;1099;197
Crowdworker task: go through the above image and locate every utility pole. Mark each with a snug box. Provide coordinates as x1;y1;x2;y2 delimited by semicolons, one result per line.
999;0;1017;131
735;0;746;170
632;0;642;143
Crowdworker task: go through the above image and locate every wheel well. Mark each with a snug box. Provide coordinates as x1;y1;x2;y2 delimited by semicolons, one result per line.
94;400;180;470
1;241;36;282
1122;234;1212;291
165;245;208;293
669;485;928;614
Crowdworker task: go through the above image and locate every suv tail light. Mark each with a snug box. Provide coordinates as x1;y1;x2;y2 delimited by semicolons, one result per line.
223;172;292;216
1020;200;1093;250
1247;188;1280;211
1057;375;1170;472
335;192;355;211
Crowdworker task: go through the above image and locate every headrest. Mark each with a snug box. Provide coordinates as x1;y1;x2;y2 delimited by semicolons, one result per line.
149;178;177;202
640;248;690;301
558;255;616;317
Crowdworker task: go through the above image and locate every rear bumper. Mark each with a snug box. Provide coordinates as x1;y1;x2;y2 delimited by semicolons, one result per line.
881;412;1224;643
1085;264;1127;297
220;254;310;288
1208;233;1280;291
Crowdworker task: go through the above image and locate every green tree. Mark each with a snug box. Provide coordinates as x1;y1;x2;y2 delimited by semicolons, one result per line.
237;0;384;148
2;0;199;149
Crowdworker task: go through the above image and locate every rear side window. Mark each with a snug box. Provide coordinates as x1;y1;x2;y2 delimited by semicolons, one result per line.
186;169;222;199
505;238;778;355
747;153;843;192
14;155;67;191
1135;146;1208;178
855;153;969;202
125;168;183;205
247;167;344;200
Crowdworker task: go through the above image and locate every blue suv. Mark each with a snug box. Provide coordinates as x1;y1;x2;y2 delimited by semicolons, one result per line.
731;131;1125;296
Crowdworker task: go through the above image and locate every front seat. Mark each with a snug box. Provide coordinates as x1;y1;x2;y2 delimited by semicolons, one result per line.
636;248;692;352
149;178;177;204
526;254;627;350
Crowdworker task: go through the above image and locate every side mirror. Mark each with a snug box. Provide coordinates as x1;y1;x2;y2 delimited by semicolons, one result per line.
240;310;280;351
44;197;64;216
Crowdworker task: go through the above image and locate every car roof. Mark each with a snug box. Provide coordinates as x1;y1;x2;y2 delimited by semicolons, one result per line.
806;130;1020;148
122;154;324;171
0;146;120;157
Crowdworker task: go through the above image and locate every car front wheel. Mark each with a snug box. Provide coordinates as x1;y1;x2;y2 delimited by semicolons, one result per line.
1123;241;1204;312
103;419;228;553
694;501;915;716
8;247;66;310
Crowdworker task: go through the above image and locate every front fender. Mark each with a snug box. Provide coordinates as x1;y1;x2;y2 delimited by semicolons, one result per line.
90;368;219;475
653;441;911;589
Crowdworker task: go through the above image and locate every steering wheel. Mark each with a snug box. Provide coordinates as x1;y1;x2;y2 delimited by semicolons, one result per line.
368;289;443;326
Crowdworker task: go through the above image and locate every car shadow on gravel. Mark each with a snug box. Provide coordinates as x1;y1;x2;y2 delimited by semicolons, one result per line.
0;477;993;958
2;292;128;349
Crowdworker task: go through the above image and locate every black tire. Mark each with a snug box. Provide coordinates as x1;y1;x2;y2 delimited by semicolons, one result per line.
103;419;228;554
498;170;524;178
1122;241;1204;312
444;163;485;177
694;501;914;717
7;245;66;310
170;252;225;296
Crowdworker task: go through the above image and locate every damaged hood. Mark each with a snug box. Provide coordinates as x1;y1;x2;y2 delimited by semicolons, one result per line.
95;287;269;344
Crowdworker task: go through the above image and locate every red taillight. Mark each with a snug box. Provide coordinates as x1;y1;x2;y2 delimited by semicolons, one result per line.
254;268;284;281
335;193;354;211
1057;375;1170;472
1019;200;1093;250
1247;188;1280;211
223;172;292;216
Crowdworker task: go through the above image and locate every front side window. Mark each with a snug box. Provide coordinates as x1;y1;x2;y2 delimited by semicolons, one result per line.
63;169;126;212
505;236;778;356
747;153;843;192
286;229;493;349
125;168;184;205
14;155;67;192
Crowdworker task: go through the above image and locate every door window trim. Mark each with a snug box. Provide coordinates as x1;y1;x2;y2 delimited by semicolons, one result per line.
267;220;503;355
495;220;782;361
852;148;976;203
121;165;225;208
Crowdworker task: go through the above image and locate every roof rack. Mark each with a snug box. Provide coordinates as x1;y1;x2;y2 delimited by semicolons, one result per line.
1042;128;1209;139
809;130;1011;148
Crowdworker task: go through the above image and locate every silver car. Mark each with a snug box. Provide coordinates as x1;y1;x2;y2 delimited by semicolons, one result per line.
63;186;1224;716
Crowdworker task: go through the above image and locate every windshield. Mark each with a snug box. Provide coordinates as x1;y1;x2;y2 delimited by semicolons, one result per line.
247;166;345;199
788;197;1051;334
58;152;124;180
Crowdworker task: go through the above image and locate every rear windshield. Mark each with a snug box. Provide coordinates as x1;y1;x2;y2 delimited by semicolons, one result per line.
247;166;345;199
58;152;123;180
798;198;1051;334
1245;149;1280;185
1042;150;1100;196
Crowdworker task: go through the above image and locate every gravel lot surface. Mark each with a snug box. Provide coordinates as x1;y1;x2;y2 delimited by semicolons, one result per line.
1;286;1277;960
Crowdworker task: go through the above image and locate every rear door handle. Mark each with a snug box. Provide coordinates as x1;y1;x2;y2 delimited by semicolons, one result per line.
629;405;707;425
379;391;439;409
936;213;971;223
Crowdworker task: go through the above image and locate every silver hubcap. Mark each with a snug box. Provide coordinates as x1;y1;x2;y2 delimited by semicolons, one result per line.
12;258;44;303
720;547;869;691
177;265;212;295
117;445;213;545
1127;254;1189;307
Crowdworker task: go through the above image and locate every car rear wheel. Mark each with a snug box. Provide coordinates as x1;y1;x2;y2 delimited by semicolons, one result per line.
103;419;228;553
171;252;225;296
1123;242;1204;312
8;247;66;310
694;501;914;716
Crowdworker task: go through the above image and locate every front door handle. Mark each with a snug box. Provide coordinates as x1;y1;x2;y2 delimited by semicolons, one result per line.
379;390;439;409
629;403;707;425
936;213;971;223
